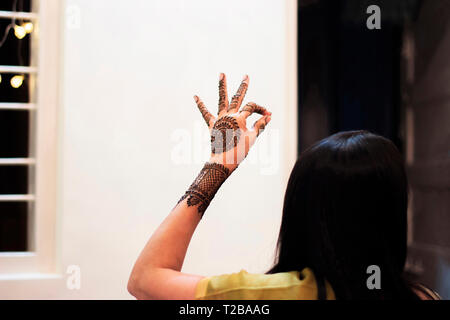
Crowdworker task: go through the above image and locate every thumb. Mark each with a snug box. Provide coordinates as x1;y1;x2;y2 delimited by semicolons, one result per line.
252;115;271;137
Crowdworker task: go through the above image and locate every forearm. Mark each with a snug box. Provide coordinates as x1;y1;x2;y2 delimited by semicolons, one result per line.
128;162;231;297
127;202;201;299
132;201;201;272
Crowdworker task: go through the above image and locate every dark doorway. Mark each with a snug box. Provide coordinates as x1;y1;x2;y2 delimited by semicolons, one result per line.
297;0;420;153
297;0;450;299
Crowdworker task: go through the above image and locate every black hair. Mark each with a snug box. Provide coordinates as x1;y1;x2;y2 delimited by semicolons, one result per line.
268;130;419;299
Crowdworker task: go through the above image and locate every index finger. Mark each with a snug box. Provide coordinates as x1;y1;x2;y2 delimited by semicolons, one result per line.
239;102;270;120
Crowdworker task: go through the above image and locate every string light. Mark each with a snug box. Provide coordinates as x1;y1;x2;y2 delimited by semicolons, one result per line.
14;24;26;39
1;0;35;47
23;22;34;34
10;75;24;88
0;1;34;89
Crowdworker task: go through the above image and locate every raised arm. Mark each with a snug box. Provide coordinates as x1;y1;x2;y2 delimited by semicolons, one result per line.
127;74;271;300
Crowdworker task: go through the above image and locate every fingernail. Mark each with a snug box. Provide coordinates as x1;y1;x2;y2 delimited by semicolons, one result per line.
219;73;224;80
243;75;249;81
194;95;199;102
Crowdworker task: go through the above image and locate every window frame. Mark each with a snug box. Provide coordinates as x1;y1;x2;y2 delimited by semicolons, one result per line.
0;0;61;276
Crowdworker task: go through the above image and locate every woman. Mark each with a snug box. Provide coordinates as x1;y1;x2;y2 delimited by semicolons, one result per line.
127;74;440;300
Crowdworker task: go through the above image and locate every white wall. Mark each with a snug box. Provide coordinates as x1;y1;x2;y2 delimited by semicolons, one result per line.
1;0;297;299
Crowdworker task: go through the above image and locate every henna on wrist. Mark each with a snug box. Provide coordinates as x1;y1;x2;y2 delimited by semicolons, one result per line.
178;162;230;217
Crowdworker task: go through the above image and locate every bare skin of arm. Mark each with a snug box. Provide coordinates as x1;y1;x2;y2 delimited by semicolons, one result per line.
127;74;272;300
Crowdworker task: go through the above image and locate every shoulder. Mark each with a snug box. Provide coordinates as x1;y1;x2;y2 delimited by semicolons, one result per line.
410;283;441;300
195;267;335;300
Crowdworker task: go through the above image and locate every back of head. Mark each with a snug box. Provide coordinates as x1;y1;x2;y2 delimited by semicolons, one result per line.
269;130;418;299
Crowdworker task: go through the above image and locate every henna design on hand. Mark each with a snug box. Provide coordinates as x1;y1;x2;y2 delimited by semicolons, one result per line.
195;96;214;127
218;75;228;115
258;122;266;136
241;102;267;115
228;80;248;112
178;162;230;217
253;115;269;137
211;116;241;154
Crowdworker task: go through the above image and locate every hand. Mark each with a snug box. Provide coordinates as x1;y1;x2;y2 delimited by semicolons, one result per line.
194;74;272;172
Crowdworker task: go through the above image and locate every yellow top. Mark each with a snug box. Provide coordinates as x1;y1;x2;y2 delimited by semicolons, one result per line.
195;267;336;300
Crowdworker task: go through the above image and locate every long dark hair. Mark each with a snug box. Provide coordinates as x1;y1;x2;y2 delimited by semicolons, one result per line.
268;130;419;299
